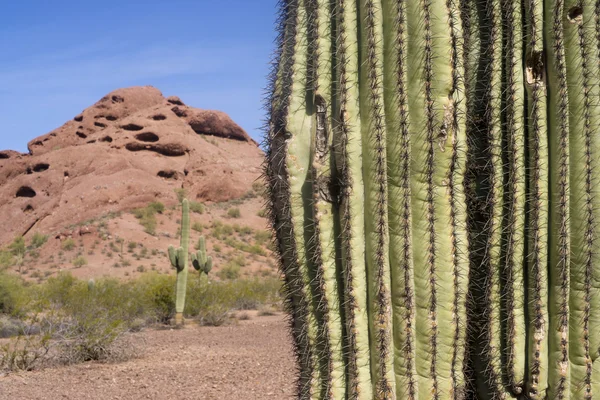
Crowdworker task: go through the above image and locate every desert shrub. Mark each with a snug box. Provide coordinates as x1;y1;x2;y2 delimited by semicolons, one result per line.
0;327;51;372
30;233;49;249
254;230;272;245
256;208;267;218
211;221;234;240
189;201;205;214
191;222;204;232
226;207;241;219
72;256;88;268
147;201;165;214
0;272;28;316
132;273;175;324
8;236;25;258
174;188;187;203
133;207;157;235
224;238;267;256
252;180;267;198
217;262;240;280
61;238;76;251
0;250;14;268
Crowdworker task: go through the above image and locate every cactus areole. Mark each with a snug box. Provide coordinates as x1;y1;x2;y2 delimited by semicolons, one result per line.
265;0;600;398
168;199;190;326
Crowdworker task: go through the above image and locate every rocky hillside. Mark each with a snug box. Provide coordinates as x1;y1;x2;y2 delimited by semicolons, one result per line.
0;86;264;246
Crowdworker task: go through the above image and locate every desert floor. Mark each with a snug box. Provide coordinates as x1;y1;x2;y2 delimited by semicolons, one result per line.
0;312;295;400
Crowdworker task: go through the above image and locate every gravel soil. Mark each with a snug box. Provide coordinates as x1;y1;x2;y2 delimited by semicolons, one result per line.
0;313;295;400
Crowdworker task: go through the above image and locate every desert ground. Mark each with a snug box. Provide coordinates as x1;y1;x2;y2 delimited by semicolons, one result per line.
0;312;295;400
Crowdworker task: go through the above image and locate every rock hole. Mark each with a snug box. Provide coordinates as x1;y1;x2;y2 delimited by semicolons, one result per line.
74;115;83;122
105;115;118;121
157;170;178;179
94;121;107;128
121;123;144;131
100;136;113;143
32;140;43;146
24;204;34;213
135;132;160;142
0;152;10;159
76;131;87;139
33;163;50;172
87;140;97;144
171;106;187;117
125;142;186;157
112;95;124;103
16;186;36;198
64;171;69;177
152;114;167;121
568;6;583;23
184;169;189;176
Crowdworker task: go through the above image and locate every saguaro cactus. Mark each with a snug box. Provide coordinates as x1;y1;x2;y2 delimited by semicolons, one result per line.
191;236;212;276
265;0;600;399
167;198;190;326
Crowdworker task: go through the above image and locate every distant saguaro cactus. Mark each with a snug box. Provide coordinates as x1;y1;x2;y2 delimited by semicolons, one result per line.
265;0;600;399
191;236;213;276
167;199;190;326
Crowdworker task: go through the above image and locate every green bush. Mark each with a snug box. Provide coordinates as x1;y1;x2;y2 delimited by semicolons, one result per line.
0;272;28;316
191;222;204;232
147;201;165;214
72;256;88;268
217;262;240;280
0;251;14;269
174;188;187;203
226;208;241;219
61;239;76;251
30;233;48;249
8;236;25;256
133;207;157;235
189;201;205;214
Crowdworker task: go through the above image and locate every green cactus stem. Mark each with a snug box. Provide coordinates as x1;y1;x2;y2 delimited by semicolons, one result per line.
191;236;213;276
167;198;190;326
265;0;600;398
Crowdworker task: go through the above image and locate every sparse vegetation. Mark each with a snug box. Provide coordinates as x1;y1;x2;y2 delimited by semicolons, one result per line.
191;222;204;233
61;239;76;251
174;188;187;203
72;256;88;268
30;233;49;249
189;201;204;214
226;207;241;219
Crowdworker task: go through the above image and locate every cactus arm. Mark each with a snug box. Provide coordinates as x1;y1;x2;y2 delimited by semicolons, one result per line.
502;0;528;392
190;252;199;271
205;257;212;274
168;245;179;270
525;0;550;396
333;1;373;398
381;0;418;397
358;1;395;397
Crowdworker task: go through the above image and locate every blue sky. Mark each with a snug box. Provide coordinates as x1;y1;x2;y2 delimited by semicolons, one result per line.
0;0;278;152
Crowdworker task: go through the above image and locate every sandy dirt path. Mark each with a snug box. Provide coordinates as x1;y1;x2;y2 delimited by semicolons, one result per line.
0;314;295;400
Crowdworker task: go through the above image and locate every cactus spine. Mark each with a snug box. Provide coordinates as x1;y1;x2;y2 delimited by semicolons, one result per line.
167;198;190;326
191;236;212;276
267;0;600;398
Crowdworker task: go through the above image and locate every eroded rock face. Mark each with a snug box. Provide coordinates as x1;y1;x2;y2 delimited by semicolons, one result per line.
0;86;263;244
